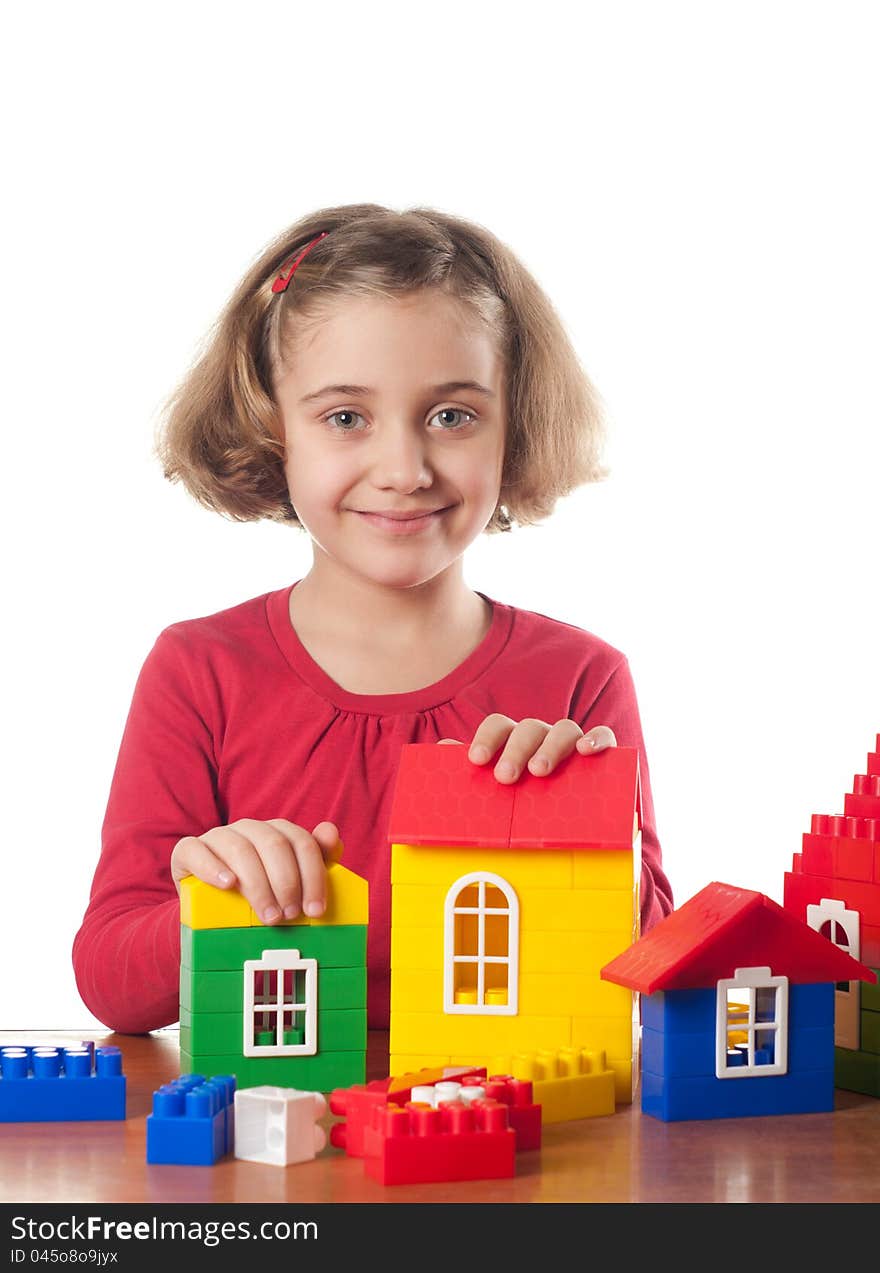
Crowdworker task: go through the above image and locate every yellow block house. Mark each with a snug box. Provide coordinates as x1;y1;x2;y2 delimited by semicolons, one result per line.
387;743;642;1103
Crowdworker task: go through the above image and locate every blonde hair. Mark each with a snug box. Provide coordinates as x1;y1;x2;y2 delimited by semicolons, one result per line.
154;203;606;532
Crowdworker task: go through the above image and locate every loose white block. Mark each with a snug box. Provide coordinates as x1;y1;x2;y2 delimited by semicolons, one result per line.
234;1086;327;1166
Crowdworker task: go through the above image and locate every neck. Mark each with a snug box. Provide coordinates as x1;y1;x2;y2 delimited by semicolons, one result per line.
291;553;484;646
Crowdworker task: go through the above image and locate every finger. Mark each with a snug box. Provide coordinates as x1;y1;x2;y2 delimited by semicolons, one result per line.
265;819;331;918
525;719;586;776
576;725;618;754
312;820;343;865
437;738;464;745
170;835;237;892
199;824;282;926
466;714;518;765
492;718;552;783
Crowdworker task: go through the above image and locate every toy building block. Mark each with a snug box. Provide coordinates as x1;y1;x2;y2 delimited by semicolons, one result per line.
234;1086;327;1166
603;882;875;1122
489;1047;616;1122
328;1066;487;1156
0;1045;126;1122
146;1074;236;1165
397;1073;542;1151
362;1098;516;1185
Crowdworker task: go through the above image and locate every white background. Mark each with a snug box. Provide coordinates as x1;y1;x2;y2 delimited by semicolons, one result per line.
3;2;878;1028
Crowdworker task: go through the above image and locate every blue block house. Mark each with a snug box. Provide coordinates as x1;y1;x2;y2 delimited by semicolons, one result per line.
601;881;876;1121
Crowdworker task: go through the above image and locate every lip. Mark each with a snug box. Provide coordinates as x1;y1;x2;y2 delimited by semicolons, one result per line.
352;507;450;534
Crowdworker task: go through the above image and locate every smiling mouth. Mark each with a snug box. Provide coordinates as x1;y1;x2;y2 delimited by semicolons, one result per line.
351;507;450;521
349;507;452;532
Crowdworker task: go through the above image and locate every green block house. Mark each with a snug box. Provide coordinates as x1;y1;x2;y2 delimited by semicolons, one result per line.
179;849;368;1092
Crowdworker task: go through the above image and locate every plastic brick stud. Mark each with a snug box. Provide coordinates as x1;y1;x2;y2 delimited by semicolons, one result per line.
0;1045;126;1122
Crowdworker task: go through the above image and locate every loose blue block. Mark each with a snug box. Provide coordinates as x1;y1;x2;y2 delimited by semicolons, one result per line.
0;1045;126;1122
146;1073;236;1165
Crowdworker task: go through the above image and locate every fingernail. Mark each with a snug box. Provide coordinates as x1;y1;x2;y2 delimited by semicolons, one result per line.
584;736;597;749
497;760;516;780
470;745;490;763
262;905;281;923
283;905;300;920
217;870;235;885
304;901;325;917
530;755;550;773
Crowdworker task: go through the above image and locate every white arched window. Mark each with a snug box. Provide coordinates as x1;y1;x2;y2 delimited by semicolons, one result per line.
443;873;519;1016
807;897;861;991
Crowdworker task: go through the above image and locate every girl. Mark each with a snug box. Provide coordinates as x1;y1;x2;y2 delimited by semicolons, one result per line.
73;203;673;1034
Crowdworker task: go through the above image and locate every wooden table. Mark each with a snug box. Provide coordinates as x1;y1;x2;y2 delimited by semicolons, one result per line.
2;1030;879;1204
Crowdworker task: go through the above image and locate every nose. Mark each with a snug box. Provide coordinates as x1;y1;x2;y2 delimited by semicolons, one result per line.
368;415;434;493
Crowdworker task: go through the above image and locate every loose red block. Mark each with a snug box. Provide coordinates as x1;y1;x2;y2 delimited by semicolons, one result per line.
363;1099;516;1185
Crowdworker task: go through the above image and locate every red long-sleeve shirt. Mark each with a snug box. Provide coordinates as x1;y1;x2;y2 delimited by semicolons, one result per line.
73;581;673;1033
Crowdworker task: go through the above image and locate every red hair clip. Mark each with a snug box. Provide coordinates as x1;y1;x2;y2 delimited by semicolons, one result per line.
271;231;329;294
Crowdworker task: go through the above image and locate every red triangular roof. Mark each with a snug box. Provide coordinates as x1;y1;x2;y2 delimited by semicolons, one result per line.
601;881;877;992
387;743;641;850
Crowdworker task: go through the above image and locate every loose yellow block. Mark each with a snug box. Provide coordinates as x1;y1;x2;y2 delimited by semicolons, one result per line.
391;843;574;888
490;1047;616;1121
606;1055;635;1104
390;1010;571;1056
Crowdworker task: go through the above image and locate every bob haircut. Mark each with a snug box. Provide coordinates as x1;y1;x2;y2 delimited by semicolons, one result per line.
154;203;606;532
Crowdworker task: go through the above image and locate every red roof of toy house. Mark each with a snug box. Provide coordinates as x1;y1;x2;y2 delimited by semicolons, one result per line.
387;743;641;850
600;881;877;993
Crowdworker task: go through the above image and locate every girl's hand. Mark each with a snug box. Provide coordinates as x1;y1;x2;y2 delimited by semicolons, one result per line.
170;819;340;925
438;716;616;784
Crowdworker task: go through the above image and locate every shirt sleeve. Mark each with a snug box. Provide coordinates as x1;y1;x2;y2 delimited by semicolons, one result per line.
574;655;674;931
72;628;223;1033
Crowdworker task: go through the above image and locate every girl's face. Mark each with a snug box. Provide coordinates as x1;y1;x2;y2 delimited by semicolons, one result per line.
275;289;506;590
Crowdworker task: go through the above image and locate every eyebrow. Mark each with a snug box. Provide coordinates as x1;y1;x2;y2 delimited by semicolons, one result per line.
297;380;496;405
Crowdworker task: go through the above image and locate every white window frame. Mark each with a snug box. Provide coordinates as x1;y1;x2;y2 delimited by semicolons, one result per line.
807;896;862;1047
715;966;788;1079
243;949;317;1057
806;897;860;962
443;872;519;1016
